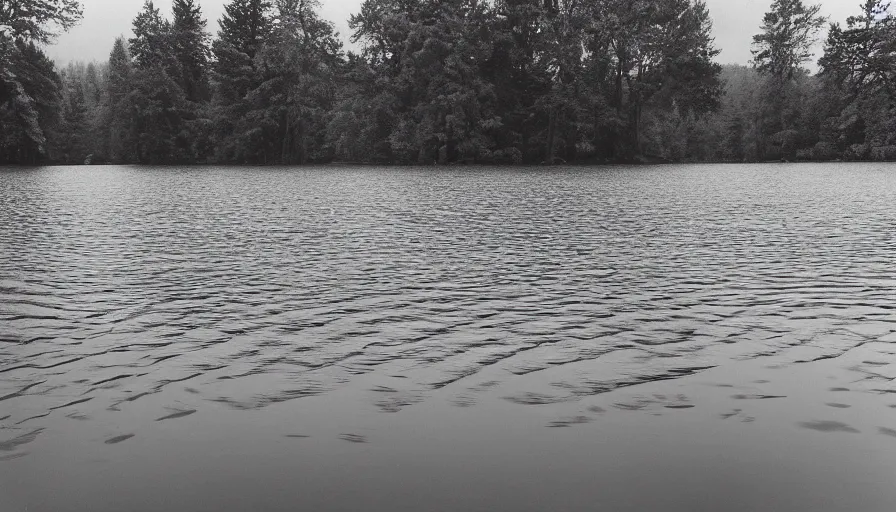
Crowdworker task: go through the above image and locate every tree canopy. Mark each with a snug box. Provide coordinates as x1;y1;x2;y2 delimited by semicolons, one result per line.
8;0;896;165
1;0;83;163
0;0;83;45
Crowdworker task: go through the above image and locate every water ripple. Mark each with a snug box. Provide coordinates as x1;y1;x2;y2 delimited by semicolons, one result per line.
1;165;895;447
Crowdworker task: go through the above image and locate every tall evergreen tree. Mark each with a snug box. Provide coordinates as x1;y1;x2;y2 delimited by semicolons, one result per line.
102;37;137;163
126;1;193;163
752;0;826;81
0;0;83;45
750;0;825;159
345;0;505;164
484;0;555;162
210;0;273;161
583;0;722;159
239;0;343;164
52;64;89;163
0;0;81;163
818;0;896;159
172;0;210;103
0;41;62;163
212;0;272;102
130;1;175;71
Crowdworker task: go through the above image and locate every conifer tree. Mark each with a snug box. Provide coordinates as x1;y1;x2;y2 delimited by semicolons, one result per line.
818;0;896;159
53;65;89;163
751;0;825;160
126;2;193;163
0;0;82;163
0;0;83;45
102;37;137;163
130;1;175;71
0;41;61;163
212;0;272;102
210;0;273;161
243;0;343;164
752;0;826;82
172;0;210;103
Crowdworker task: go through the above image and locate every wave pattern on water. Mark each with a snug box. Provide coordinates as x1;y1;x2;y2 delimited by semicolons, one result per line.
1;164;895;439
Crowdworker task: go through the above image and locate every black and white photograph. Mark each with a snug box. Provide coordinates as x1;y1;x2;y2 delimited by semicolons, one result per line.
1;0;896;511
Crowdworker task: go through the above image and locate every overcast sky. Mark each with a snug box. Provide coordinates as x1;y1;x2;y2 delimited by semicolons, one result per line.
48;0;860;67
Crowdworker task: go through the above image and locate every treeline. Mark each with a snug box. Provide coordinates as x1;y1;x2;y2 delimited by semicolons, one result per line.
2;0;895;165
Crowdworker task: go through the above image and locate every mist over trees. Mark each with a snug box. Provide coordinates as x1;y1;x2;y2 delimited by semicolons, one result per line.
2;0;895;165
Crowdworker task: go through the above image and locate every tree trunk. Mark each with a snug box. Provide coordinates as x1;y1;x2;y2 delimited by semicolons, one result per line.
632;63;644;155
280;112;292;164
299;119;308;165
614;62;624;114
546;106;557;164
609;60;625;159
633;102;642;154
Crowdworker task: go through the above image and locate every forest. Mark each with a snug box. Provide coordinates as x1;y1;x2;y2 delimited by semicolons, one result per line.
1;0;894;165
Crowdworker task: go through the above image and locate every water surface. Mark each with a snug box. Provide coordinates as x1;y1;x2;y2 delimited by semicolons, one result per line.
1;164;896;511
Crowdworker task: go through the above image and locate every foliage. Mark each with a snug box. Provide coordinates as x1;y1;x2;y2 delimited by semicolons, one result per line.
129;1;174;70
0;40;61;163
210;0;272;162
0;0;83;45
234;0;344;164
748;0;826;159
752;0;826;81
172;0;211;103
16;0;896;165
0;0;80;163
818;1;896;155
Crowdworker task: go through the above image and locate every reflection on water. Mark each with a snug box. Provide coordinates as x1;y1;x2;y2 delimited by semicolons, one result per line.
1;164;896;512
798;420;861;433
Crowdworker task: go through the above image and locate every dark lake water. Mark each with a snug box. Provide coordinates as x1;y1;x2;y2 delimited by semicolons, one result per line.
2;164;896;512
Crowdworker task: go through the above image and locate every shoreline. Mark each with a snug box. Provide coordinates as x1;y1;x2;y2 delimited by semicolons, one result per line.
5;159;895;169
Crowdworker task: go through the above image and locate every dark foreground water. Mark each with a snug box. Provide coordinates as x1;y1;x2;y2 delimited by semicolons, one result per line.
1;164;895;512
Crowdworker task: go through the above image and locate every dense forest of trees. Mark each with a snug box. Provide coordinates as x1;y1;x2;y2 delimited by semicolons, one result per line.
1;0;895;165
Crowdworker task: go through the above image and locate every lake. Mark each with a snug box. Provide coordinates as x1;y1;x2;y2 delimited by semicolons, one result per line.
1;164;896;512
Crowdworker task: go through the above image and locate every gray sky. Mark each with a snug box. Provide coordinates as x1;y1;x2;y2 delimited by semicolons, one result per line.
48;0;860;66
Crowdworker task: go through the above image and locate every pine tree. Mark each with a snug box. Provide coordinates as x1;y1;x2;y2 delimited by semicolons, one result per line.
752;0;826;82
584;0;722;159
172;0;211;103
84;63;102;107
0;0;81;163
213;0;272;102
130;1;175;72
750;0;825;160
484;0;555;162
53;65;90;163
244;0;343;164
818;0;896;159
0;41;62;164
124;2;196;163
343;0;510;164
210;0;273;161
103;37;136;163
107;38;133;106
218;0;273;58
0;0;83;45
